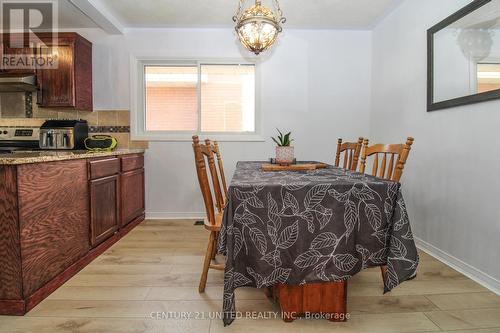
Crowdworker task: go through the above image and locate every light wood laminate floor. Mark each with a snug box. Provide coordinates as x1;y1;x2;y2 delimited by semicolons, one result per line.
1;220;500;333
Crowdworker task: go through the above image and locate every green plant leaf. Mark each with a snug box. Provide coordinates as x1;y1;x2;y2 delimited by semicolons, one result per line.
276;128;284;145
283;132;291;146
273;129;293;146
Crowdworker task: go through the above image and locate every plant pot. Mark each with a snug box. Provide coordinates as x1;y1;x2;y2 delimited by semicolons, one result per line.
276;146;294;165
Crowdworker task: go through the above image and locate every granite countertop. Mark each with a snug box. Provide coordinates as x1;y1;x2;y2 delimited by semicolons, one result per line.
0;149;145;165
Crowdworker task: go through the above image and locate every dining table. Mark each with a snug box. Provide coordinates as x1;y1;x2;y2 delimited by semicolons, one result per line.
218;161;419;326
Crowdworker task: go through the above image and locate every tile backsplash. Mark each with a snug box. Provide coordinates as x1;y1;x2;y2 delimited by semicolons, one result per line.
0;110;148;149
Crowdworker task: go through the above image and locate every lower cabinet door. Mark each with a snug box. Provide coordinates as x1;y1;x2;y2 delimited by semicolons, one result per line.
121;168;145;227
90;174;120;246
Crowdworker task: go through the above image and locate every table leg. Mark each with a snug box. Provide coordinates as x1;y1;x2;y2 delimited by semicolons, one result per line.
276;284;302;322
274;281;347;323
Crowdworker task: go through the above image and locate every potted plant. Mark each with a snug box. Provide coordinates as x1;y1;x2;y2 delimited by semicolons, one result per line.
272;129;294;165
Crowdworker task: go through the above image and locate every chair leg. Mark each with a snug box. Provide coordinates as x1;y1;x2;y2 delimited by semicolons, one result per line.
199;231;215;293
263;286;274;299
211;232;218;260
380;265;388;284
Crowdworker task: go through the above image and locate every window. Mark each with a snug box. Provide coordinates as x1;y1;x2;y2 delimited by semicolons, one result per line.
131;58;261;141
476;63;500;94
145;66;198;132
200;65;255;133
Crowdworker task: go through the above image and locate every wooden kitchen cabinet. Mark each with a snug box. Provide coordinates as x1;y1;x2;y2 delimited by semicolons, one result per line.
120;155;145;227
0;34;35;75
0;33;92;110
35;33;92;111
11;160;90;298
0;152;145;315
0;44;35;75
121;168;145;227
89;154;145;243
90;174;120;246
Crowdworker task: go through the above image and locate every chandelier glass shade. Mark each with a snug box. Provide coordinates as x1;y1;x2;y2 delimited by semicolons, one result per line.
456;28;494;61
233;0;286;55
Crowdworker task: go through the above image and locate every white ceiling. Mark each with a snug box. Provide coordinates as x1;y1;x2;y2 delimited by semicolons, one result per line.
61;0;402;30
57;0;100;28
449;0;500;30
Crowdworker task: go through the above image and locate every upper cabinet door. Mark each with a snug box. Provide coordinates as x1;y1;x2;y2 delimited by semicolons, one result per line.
36;33;93;111
0;33;92;110
37;44;74;107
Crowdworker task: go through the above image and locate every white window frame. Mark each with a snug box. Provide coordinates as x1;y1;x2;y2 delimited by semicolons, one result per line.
469;56;500;95
130;55;263;142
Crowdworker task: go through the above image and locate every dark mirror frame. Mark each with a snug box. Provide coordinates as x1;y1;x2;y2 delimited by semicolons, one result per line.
427;0;500;111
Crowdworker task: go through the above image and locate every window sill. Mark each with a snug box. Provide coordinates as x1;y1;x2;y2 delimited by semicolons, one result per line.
130;133;266;142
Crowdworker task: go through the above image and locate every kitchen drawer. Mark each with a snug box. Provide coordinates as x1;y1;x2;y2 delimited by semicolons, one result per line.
89;157;120;180
121;154;144;172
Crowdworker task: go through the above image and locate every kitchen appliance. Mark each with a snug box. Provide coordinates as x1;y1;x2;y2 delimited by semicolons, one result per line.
0;127;40;154
39;119;88;150
84;135;117;152
0;73;37;92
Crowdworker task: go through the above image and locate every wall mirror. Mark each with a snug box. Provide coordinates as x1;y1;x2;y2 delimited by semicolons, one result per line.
428;0;500;111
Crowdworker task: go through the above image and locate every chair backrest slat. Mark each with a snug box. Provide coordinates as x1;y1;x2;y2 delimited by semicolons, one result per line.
379;153;387;179
387;153;395;180
213;142;228;200
205;139;225;213
360;137;414;182
372;153;379;176
335;137;364;171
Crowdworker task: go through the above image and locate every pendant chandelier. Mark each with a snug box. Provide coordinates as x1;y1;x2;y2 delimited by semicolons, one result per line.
456;28;494;61
233;0;286;55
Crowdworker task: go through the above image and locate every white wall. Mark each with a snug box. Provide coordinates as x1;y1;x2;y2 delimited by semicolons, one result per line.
74;28;373;217
371;0;500;290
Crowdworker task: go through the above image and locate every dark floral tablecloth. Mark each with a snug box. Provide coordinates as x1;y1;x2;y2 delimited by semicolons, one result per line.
218;161;418;326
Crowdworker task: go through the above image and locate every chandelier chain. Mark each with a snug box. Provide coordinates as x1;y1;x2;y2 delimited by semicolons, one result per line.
273;0;285;23
233;0;286;23
233;0;245;22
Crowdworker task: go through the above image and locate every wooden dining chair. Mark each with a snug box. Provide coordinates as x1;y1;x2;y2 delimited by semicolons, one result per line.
335;137;364;171
359;137;414;182
192;136;225;293
359;137;414;284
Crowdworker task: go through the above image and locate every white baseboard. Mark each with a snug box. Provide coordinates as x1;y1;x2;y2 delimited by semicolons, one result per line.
415;237;500;295
145;212;205;220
